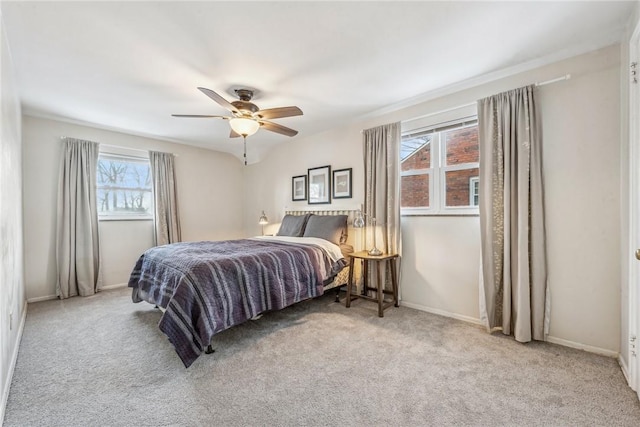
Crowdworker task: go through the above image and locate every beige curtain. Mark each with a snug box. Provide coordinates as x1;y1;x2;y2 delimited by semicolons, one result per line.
477;85;549;342
56;138;101;299
363;122;401;285
149;151;181;246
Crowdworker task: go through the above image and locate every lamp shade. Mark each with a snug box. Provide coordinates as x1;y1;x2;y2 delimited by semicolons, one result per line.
258;210;268;225
230;117;260;136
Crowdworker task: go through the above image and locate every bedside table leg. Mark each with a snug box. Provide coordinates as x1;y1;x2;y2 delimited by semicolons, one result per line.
362;259;368;296
346;257;355;308
390;258;399;307
377;261;384;317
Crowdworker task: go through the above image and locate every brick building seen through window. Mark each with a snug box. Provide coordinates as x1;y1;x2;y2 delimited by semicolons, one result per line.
401;121;479;213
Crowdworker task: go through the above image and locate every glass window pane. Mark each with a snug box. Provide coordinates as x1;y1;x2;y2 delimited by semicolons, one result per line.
98;190;153;216
401;134;432;170
444;125;478;166
470;178;479;207
401;174;429;208
97;156;153;217
445;168;479;207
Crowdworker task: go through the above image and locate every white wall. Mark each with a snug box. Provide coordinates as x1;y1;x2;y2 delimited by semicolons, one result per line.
22;116;245;300
400;216;480;322
243;121;365;238
0;10;26;421
244;45;623;354
541;49;621;353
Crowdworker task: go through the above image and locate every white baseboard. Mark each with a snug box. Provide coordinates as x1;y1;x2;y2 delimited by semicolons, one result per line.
1;300;27;426
400;301;484;326
400;301;620;359
99;283;127;291
546;335;619;358
26;283;126;304
26;294;57;303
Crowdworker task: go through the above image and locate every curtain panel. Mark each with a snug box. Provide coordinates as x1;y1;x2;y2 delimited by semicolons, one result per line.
56;138;101;299
149;151;181;246
477;85;549;342
362;122;401;287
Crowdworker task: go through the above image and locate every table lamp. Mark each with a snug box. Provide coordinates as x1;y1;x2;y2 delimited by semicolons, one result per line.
258;210;268;236
353;210;382;256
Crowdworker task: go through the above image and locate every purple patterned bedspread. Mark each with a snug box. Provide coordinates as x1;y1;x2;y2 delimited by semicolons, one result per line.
128;239;346;367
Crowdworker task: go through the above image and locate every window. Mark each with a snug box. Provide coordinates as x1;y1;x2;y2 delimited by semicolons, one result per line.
401;117;479;215
469;177;479;207
97;153;153;220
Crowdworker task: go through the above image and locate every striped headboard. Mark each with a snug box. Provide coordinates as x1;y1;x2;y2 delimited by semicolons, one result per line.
283;204;363;250
284;203;362;224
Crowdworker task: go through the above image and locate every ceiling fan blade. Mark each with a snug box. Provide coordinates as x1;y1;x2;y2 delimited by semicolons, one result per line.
230;129;241;138
197;87;239;114
256;106;303;120
171;114;229;119
260;120;298;137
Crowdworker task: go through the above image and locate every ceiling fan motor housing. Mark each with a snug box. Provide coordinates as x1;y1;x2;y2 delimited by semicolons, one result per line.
231;89;258;116
231;100;259;115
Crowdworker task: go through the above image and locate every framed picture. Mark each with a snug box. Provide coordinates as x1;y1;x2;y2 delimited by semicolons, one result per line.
308;165;331;204
292;175;307;201
332;168;352;199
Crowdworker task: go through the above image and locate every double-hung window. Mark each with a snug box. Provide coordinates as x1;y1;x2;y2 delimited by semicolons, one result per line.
97;153;153;220
401;116;479;215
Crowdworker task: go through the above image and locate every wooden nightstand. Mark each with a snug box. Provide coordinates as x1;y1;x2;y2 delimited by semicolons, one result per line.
345;251;399;317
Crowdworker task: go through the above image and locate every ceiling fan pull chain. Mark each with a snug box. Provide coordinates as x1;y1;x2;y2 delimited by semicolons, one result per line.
243;135;247;166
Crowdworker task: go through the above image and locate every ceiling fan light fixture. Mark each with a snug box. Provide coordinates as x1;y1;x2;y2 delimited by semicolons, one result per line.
229;117;260;137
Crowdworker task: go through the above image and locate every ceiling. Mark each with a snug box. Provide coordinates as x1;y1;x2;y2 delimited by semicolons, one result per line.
1;1;635;164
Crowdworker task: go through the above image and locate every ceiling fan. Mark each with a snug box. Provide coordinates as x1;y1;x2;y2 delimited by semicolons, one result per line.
172;87;303;165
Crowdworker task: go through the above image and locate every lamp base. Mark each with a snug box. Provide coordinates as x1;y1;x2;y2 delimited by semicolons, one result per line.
368;247;383;256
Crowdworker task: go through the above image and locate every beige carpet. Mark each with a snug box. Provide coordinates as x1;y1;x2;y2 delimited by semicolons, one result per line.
4;287;640;426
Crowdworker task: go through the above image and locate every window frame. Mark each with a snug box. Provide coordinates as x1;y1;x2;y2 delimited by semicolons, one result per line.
97;151;154;221
401;116;479;216
469;176;480;207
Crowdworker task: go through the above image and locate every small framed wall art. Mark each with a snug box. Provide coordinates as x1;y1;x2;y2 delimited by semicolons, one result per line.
332;168;352;199
292;175;307;201
308;165;331;204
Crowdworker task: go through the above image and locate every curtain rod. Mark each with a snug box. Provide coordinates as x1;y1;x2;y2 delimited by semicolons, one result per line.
372;73;573;129
535;74;571;87
59;137;177;157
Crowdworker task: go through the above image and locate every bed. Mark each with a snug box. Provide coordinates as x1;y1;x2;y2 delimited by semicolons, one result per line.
128;208;358;367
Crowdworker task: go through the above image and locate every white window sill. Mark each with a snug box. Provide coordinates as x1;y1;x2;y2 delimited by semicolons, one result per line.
99;216;154;221
401;209;479;217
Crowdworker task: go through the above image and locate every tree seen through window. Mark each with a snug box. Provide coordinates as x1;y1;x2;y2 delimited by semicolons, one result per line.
97;154;153;218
